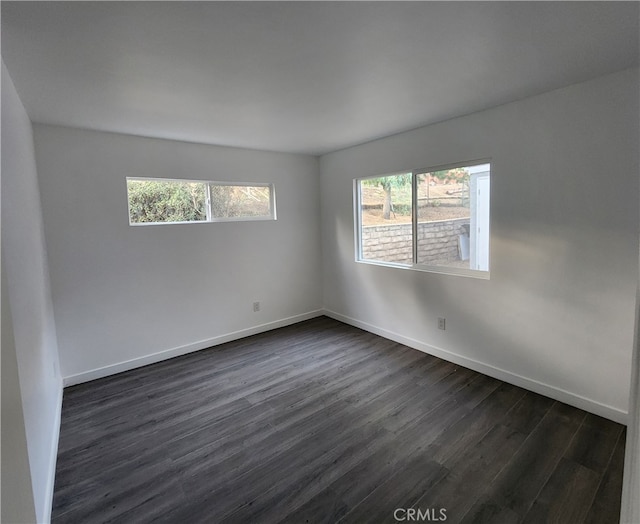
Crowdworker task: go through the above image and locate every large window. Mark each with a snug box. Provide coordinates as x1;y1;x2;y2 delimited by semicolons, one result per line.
356;161;490;277
127;178;276;225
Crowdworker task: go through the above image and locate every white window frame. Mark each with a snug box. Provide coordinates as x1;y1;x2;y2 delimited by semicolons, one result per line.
355;159;491;279
126;177;277;226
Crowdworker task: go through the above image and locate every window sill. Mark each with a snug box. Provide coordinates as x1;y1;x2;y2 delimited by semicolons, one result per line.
355;258;490;280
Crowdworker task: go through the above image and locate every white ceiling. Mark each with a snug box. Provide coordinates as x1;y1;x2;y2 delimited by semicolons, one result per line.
2;1;638;155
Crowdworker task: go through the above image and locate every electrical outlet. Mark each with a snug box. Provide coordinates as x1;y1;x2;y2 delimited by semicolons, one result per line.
253;301;261;312
438;317;446;330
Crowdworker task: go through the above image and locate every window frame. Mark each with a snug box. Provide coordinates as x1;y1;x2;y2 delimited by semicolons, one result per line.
126;177;277;226
355;159;491;279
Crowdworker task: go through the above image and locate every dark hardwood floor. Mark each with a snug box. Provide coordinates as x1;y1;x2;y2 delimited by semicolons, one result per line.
52;316;626;523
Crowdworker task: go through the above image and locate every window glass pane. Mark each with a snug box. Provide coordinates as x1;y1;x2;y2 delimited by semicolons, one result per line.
359;173;413;265
127;179;275;225
127;179;207;224
416;163;490;271
210;184;273;219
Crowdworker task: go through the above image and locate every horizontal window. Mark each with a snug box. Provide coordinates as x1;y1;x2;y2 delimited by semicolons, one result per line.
126;178;276;225
356;161;490;277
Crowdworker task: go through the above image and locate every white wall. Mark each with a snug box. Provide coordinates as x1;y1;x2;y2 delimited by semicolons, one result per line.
2;62;62;523
1;260;37;524
33;125;322;382
621;285;640;523
320;68;639;422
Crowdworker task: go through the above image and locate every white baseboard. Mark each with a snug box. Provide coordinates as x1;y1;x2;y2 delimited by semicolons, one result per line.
43;377;63;524
323;309;628;425
63;310;324;387
61;307;627;424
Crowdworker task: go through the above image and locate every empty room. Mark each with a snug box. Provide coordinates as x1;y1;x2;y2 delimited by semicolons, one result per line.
2;2;639;523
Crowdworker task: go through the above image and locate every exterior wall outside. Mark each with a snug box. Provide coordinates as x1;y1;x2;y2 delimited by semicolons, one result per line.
362;218;468;265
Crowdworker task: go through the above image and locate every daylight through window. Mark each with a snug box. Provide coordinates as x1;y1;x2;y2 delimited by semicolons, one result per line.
356;162;490;276
127;178;276;225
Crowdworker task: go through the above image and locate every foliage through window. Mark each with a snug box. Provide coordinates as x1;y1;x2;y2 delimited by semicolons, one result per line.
356;162;490;276
127;178;275;225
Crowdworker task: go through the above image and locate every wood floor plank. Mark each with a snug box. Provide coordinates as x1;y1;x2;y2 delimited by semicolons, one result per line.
564;413;623;475
168;364;432;485
521;457;600;524
171;380;420;520
459;496;520;524
469;401;585;518
278;488;350;524
382;371;492;433
219;369;493;523
338;456;447;524
584;430;627;524
218;423;391;523
502;389;555;435
51;317;627;524
288;374;501;517
425;382;526;467
414;423;527;524
54;458;185;523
